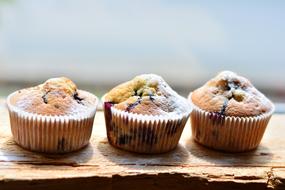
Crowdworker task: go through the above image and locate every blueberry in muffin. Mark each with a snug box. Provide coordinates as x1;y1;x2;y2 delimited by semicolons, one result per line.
189;71;274;152
103;74;191;154
7;77;98;153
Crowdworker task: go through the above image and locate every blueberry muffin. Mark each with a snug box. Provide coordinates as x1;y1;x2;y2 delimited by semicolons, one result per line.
103;74;191;153
189;71;274;152
7;77;98;153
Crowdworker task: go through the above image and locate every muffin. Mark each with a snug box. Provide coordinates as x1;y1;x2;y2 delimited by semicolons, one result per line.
189;71;274;152
103;74;191;153
6;77;98;153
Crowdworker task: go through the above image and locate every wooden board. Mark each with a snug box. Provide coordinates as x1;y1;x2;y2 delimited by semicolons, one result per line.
0;99;285;190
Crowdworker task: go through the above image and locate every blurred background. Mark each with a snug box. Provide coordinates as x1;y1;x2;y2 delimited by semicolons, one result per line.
0;0;284;105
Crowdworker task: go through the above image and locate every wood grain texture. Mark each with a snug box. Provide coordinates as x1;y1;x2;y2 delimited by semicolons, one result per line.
0;99;284;190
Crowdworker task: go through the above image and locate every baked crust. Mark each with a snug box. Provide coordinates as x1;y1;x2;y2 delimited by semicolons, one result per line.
12;77;97;116
191;71;273;117
105;74;190;116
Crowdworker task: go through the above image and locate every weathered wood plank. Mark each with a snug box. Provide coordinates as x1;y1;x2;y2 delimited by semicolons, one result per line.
0;99;284;189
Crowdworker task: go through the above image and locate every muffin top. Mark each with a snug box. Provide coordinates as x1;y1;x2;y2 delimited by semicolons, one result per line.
104;74;191;116
191;71;273;117
10;77;97;116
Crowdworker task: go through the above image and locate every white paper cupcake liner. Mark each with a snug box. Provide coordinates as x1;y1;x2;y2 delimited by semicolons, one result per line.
189;95;274;152
6;91;98;153
103;100;191;154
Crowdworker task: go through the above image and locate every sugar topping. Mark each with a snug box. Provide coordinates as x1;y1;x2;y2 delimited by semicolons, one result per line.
191;71;274;117
105;74;191;116
12;77;97;116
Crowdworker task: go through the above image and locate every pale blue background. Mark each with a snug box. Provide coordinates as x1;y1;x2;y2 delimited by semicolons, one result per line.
0;0;284;94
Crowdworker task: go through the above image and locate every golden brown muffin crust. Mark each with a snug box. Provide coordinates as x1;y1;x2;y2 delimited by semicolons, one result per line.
191;71;273;117
105;74;190;116
12;77;97;116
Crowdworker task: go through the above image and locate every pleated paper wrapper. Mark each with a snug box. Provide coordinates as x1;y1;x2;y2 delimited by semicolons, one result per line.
189;96;274;152
7;91;98;153
103;101;191;154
